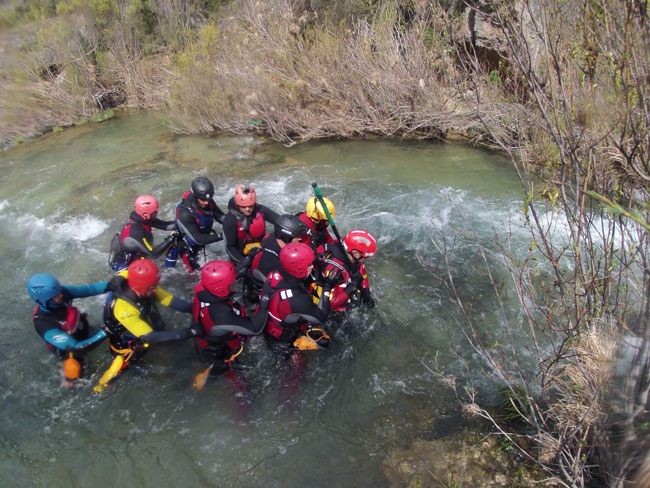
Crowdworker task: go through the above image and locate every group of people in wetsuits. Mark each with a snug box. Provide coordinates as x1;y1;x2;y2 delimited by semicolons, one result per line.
27;177;377;391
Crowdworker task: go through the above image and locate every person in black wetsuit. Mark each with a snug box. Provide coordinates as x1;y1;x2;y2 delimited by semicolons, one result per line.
222;184;279;266
191;260;268;379
109;195;177;272
174;177;226;272
248;213;309;289
297;196;337;250
260;242;341;404
310;229;377;312
263;242;341;354
27;273;109;385
95;259;195;392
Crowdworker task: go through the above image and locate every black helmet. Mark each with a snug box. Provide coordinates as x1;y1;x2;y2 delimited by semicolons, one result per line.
191;177;214;200
274;214;308;244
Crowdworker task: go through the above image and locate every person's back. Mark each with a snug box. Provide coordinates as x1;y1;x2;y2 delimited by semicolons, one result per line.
263;243;340;345
192;260;267;379
96;259;194;392
249;233;281;286
243;214;309;309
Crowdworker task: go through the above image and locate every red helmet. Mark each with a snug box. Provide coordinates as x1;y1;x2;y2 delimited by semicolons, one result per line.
201;260;237;297
234;184;256;207
343;229;377;258
280;242;315;278
128;259;161;295
134;195;159;220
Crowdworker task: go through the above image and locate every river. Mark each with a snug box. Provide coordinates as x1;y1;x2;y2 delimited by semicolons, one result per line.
0;111;528;487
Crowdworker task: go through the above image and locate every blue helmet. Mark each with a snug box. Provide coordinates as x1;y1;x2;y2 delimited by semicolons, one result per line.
27;273;62;310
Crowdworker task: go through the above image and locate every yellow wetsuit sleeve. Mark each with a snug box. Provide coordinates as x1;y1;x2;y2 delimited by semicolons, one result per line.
155;287;175;307
112;298;154;337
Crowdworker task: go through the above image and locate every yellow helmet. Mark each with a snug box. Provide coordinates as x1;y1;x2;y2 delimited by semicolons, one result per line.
305;196;336;221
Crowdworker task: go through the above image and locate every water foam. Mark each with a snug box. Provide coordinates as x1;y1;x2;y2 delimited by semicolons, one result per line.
0;205;111;262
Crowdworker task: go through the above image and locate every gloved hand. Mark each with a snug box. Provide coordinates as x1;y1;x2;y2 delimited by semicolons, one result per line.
236;254;253;278
170;230;181;240
347;270;364;293
322;268;343;288
314;252;327;266
188;321;202;337
213;232;224;242
360;287;375;309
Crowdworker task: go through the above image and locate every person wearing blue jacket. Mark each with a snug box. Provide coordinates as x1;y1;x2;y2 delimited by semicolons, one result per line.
27;273;109;385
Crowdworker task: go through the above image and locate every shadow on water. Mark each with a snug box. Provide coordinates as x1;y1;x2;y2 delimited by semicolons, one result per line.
0;110;528;487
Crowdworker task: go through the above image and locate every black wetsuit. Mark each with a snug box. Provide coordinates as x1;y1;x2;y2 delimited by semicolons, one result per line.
32;283;108;360
175;191;226;271
109;211;176;271
222;198;279;265
264;268;331;345
192;282;266;374
249;232;282;286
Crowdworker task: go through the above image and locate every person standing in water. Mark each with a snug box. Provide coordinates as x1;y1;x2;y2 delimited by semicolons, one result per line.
263;242;341;353
27;273;109;386
222;184;280;266
109;195;178;272
95;259;195;392
310;229;377;312
174;177;226;272
191;260;268;387
297;196;337;250
248;213;309;288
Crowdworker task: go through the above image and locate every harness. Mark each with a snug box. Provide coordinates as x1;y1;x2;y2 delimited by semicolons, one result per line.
293;327;331;350
108;343;138;364
224;342;244;363
263;272;331;348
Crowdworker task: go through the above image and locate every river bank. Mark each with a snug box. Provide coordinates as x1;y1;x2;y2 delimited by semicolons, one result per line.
0;1;493;148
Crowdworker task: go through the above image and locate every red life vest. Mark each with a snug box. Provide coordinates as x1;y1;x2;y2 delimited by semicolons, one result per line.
33;305;81;351
237;211;267;247
192;283;243;351
265;271;308;340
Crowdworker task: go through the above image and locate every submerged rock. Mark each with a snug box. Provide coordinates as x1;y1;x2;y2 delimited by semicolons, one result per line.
382;430;556;488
